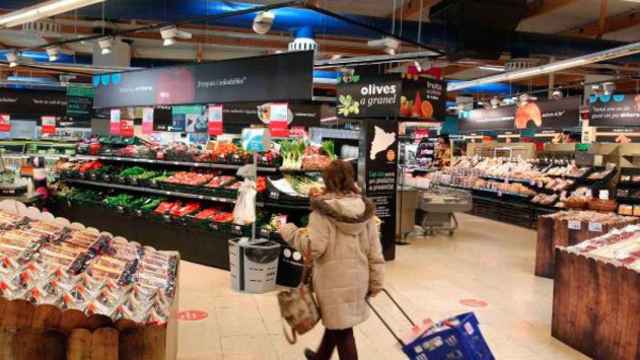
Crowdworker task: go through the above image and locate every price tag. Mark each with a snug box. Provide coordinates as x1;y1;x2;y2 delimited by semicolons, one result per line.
110;109;121;135
0;114;11;132
142;107;154;135
208;104;223;136
568;220;582;231
588;222;603;232
599;190;609;201
41;116;56;134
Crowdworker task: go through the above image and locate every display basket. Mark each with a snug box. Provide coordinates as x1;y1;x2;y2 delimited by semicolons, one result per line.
265;181;310;207
367;290;494;360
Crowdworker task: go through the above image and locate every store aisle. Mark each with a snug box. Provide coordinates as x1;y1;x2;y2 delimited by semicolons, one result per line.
176;213;588;360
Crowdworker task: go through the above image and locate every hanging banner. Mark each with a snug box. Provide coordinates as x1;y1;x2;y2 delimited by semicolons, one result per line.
0;114;10;132
269;103;289;138
336;74;447;120
589;94;640;127
0;89;67;117
458;97;581;132
41;116;56;134
142;108;154;134
208;104;223;136
93;52;314;109
110;109;121;135
120;119;134;137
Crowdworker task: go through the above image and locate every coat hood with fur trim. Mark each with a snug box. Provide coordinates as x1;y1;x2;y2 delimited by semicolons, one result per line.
310;194;376;235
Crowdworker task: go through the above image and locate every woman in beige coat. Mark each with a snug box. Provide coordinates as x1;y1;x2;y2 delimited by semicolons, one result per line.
280;160;385;360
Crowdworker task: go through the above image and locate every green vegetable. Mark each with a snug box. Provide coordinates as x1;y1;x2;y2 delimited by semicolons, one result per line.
119;167;146;178
104;194;135;207
321;141;336;160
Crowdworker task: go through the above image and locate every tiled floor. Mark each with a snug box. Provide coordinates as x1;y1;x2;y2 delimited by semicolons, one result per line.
176;213;589;360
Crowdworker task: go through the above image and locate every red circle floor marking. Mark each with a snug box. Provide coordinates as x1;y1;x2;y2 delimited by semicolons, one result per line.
459;299;488;308
177;310;209;321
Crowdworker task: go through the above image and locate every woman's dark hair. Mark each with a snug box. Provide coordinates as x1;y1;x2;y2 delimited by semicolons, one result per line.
323;160;359;194
438;134;450;143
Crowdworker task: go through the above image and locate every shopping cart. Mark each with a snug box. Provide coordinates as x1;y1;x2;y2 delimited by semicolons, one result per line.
415;185;472;236
367;289;494;360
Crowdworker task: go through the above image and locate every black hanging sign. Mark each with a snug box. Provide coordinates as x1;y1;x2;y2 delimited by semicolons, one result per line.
589;94;640;127
93;52;314;109
337;74;447;121
0;88;67;117
458;97;581;132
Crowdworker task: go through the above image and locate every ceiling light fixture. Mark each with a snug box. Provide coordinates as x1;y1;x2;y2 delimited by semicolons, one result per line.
449;41;640;91
5;50;18;68
478;65;505;72
160;25;192;47
98;36;113;55
45;46;60;61
0;0;106;29
252;10;276;35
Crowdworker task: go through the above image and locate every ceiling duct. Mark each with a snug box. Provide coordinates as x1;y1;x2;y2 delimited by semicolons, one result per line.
430;0;528;60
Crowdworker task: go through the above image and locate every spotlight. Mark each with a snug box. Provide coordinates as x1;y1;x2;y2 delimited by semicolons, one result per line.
252;11;275;35
45;46;60;62
551;89;563;100
160;25;192;47
98;36;112;55
5;50;18;67
490;96;500;109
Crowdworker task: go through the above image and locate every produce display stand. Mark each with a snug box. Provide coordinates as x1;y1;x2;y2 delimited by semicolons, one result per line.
552;248;640;360
534;213;637;278
0;200;178;360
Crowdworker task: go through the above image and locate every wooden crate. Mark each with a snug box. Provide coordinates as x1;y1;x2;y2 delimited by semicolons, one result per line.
552;249;640;360
534;214;637;278
0;200;178;360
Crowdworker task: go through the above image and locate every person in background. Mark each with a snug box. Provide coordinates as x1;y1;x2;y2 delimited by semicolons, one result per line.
279;159;385;360
435;134;452;168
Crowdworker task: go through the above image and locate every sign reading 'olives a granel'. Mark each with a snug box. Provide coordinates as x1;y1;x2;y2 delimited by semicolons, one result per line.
337;74;446;121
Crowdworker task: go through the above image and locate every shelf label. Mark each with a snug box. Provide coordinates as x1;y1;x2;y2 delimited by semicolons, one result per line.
110;109;121;135
41;116;56;134
269;103;289;137
568;220;582;231
0;114;10;132
599;190;609;201
208;104;223;136
142;107;154;135
588;222;603;232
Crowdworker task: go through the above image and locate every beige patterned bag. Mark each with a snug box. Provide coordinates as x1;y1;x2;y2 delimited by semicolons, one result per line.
277;233;320;344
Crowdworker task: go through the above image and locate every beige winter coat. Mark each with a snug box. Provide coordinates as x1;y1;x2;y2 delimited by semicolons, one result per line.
280;194;385;330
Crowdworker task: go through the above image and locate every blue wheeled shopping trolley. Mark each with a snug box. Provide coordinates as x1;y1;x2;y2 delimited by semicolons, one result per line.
367;290;495;360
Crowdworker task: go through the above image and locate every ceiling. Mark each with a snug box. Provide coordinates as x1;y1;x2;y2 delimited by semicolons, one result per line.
0;0;640;96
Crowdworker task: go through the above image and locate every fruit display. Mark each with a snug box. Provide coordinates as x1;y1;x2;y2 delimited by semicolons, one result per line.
164;171;213;186
0;208;177;325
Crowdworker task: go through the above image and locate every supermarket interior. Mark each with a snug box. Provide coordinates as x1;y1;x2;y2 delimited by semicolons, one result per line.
2;0;640;359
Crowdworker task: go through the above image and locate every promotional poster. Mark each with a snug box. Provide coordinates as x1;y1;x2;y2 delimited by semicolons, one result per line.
458;97;581;132
0;89;67;117
589;94;640;127
337;74;446;121
359;118;398;261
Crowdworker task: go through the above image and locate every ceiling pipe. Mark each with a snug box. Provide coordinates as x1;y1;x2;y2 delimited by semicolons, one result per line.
448;40;640;92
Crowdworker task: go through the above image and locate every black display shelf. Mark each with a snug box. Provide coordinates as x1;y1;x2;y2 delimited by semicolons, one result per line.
62;178;238;204
48;200;235;269
74;155;278;172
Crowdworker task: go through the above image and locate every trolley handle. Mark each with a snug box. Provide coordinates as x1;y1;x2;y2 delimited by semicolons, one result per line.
366;289;416;347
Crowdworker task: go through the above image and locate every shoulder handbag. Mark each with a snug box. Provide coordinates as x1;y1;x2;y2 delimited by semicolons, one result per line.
277;236;320;345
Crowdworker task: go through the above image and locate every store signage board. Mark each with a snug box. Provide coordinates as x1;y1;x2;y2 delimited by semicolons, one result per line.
359;119;398;261
589;94;640;127
41;116;56;134
269;103;289;137
0;88;67;116
208;104;223;136
110;109;121;135
0;114;10;132
337;74;447;121
458;97;581;132
93;51;314;109
66;85;95;120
